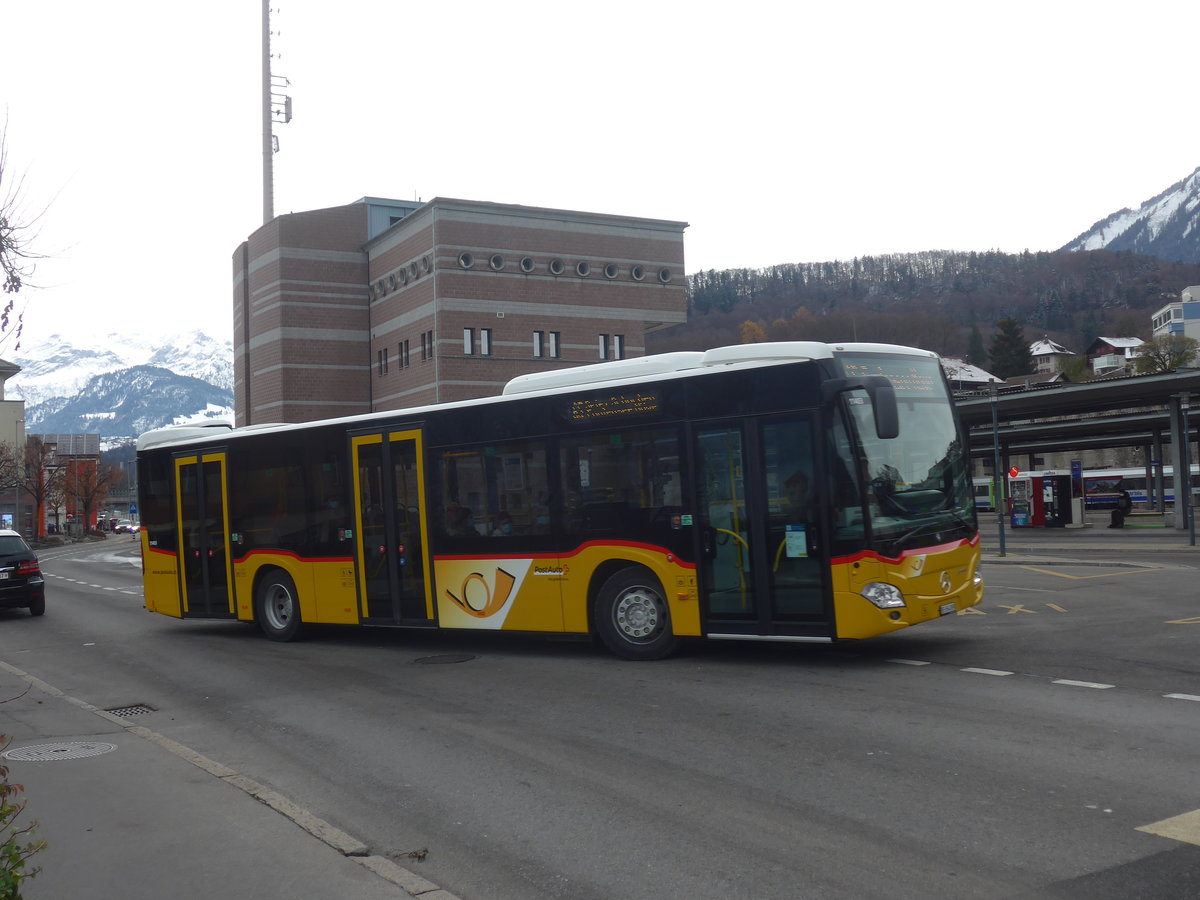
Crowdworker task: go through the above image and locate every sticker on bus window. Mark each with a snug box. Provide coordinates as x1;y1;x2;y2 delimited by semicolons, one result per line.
785;523;808;558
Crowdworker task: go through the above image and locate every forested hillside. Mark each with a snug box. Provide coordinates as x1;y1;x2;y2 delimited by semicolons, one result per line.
648;249;1200;361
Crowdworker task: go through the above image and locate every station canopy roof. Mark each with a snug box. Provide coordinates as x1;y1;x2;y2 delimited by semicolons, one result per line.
954;368;1200;458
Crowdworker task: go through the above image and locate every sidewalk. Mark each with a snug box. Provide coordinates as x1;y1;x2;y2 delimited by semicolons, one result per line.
0;661;458;900
978;512;1200;561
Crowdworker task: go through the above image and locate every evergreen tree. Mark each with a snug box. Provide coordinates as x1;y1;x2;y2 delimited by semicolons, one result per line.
988;318;1033;379
968;325;986;366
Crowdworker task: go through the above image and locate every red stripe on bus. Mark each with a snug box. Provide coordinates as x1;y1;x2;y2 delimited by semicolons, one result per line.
832;532;979;567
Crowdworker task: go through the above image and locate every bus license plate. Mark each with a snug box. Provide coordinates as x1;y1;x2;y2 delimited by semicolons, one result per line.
938;602;956;616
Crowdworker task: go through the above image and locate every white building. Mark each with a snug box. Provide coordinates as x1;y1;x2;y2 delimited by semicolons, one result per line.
1029;338;1075;374
1151;284;1200;340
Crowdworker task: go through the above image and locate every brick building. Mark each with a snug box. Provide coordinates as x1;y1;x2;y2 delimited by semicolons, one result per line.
233;197;688;425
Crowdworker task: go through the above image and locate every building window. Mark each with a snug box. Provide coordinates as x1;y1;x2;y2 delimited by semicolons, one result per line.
378;348;389;375
598;334;609;360
420;330;434;361
533;330;544;358
548;331;561;359
612;334;625;360
398;340;410;369
480;328;493;357
463;328;475;356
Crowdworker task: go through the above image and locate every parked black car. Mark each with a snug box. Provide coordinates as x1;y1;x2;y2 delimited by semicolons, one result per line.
0;530;44;616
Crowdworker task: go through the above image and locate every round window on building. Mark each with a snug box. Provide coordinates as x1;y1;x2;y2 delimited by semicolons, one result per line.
658;267;673;284
549;258;565;275
459;252;474;269
576;261;591;277
489;254;505;271
630;264;646;281
520;256;536;273
603;263;619;280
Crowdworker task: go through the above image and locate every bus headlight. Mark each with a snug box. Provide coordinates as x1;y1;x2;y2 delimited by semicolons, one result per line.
861;582;906;609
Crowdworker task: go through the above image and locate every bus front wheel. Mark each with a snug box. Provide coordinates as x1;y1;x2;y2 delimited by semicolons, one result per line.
595;567;679;660
255;570;304;642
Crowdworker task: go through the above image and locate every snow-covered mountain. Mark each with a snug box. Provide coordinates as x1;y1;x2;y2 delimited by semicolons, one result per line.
4;331;233;438
1061;166;1200;264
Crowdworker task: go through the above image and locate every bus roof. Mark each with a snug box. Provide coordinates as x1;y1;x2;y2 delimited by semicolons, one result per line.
137;341;937;452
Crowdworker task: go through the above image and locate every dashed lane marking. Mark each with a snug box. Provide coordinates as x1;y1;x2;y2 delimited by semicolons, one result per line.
1051;679;1114;689
889;659;1196;703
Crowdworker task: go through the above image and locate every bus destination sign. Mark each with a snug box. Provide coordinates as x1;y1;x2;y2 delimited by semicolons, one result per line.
565;391;661;424
840;359;940;396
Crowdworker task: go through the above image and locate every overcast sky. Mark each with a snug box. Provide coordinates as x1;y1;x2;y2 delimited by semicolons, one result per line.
3;0;1198;352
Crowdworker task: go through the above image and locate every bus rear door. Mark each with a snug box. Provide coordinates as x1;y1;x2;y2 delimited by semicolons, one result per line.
351;430;434;625
174;452;235;619
694;416;832;639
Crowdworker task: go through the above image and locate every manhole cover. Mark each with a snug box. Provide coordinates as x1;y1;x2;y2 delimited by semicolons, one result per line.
414;654;476;665
3;742;118;762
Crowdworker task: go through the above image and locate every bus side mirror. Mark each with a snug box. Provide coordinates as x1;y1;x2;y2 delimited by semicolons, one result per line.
822;375;899;440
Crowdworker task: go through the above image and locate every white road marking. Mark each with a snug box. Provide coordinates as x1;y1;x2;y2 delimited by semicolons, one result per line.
1051;679;1114;689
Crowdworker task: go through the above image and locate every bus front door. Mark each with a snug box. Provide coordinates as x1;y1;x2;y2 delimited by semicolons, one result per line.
695;418;832;638
175;453;235;619
352;431;433;625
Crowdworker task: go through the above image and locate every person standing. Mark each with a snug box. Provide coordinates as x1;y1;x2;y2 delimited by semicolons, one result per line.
1109;488;1132;528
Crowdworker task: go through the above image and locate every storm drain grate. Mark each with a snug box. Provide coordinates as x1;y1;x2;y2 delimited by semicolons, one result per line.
414;654;476;665
3;741;117;762
104;704;156;718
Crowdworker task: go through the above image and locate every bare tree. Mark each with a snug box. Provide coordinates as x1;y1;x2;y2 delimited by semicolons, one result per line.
21;438;64;539
64;459;117;534
0;441;24;494
1132;335;1199;374
0;120;41;348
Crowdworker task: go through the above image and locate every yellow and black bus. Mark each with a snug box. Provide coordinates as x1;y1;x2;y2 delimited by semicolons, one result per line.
136;342;982;659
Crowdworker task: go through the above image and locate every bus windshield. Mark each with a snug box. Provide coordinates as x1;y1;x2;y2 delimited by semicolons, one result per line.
835;353;975;555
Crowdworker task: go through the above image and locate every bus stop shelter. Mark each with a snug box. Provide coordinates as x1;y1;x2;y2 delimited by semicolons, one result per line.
955;368;1200;530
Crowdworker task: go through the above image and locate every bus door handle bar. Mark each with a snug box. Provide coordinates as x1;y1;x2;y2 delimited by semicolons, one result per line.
821;375;898;439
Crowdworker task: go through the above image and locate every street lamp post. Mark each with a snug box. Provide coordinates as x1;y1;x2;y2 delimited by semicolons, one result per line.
990;381;1006;557
1183;393;1195;547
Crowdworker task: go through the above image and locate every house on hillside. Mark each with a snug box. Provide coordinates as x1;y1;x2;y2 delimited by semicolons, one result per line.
1029;338;1075;374
1002;371;1071;390
940;357;1000;392
1086;337;1144;376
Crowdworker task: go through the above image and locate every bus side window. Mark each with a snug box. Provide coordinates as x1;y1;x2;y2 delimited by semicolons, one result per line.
559;427;681;536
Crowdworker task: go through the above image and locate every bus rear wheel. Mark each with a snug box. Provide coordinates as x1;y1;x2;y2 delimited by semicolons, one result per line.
255;570;304;642
595;567;679;660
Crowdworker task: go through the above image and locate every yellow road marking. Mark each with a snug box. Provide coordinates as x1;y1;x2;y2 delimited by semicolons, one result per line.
1138;809;1200;846
1166;617;1200;625
1017;566;1163;581
957;607;986;616
1045;603;1068;612
998;604;1036;614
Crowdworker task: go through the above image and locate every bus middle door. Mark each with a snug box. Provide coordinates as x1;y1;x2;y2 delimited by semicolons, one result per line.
694;417;832;638
351;430;433;625
174;452;235;619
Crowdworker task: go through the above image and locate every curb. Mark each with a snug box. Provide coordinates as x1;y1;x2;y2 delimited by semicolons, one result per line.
0;660;462;900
